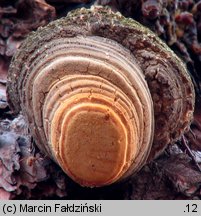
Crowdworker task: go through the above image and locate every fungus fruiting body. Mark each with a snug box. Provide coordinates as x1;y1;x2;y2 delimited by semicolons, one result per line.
7;7;195;187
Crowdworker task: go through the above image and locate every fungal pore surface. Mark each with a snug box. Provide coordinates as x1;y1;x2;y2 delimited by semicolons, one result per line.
7;7;195;187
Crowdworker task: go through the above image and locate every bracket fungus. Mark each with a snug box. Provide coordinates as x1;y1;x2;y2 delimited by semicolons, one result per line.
7;7;195;187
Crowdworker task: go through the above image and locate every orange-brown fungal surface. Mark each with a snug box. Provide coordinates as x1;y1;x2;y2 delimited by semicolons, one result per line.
7;7;195;187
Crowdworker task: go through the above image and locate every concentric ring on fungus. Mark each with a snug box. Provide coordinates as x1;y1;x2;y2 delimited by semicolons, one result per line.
7;7;195;187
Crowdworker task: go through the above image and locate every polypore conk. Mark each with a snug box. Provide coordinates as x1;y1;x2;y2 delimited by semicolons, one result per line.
7;7;195;187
